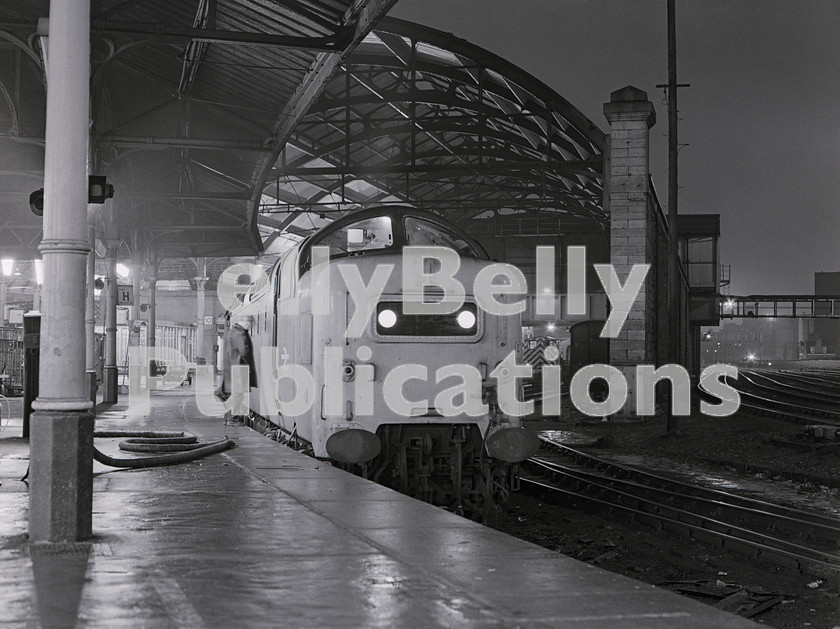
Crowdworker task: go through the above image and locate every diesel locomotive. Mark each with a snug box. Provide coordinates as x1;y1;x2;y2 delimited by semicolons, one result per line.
240;207;539;515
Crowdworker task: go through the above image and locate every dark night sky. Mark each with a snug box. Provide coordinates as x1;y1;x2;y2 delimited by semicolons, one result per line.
389;1;840;296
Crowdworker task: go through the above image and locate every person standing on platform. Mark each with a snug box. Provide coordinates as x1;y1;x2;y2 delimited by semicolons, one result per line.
221;313;257;425
557;337;571;366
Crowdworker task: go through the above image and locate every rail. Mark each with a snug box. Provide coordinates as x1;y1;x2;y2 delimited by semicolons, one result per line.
523;436;840;579
705;370;840;426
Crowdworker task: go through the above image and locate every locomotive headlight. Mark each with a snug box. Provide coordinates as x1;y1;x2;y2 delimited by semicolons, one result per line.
378;309;397;328
456;310;476;329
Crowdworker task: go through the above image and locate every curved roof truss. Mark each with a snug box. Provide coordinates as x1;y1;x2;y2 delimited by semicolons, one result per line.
0;0;396;261
0;8;605;265
257;17;607;252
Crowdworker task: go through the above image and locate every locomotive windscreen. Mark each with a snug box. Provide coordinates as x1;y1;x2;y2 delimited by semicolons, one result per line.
317;216;394;256
403;217;477;257
297;209;488;275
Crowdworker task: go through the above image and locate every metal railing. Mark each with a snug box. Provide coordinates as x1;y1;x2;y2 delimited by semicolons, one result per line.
720;295;840;319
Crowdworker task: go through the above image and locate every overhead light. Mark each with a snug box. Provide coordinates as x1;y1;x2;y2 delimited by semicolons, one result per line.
34;259;43;285
0;259;12;276
116;263;130;278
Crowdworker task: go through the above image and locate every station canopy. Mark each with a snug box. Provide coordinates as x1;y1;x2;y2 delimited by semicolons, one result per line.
0;3;606;271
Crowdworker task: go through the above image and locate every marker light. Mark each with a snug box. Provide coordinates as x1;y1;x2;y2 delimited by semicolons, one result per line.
378;309;397;328
457;310;476;329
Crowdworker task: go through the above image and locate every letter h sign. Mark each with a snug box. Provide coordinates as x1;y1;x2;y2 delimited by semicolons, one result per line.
117;285;133;305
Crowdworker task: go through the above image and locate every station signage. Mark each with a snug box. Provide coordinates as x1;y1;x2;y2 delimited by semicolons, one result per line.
117;285;133;305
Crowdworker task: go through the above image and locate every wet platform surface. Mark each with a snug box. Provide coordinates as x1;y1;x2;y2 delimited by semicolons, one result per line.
0;391;757;627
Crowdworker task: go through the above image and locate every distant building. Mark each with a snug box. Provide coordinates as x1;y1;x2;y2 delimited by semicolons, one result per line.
814;272;840;356
700;272;840;366
701;318;799;367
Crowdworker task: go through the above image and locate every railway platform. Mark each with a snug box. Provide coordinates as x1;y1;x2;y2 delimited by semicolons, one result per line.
0;391;757;628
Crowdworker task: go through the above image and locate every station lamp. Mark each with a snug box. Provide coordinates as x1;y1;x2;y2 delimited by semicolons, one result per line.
88;176;115;204
29;176;115;216
28;190;43;216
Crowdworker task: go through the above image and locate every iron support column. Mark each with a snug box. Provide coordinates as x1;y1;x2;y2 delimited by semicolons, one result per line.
798;318;807;360
85;219;97;407
0;272;6;325
103;248;118;403
147;277;157;348
194;257;208;365
29;0;94;542
129;261;142;350
196;280;208;360
32;281;41;312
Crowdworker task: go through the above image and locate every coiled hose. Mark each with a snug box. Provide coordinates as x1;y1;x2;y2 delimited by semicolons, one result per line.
93;430;235;468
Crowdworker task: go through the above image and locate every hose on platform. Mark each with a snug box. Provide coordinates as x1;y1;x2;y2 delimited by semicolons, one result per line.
92;430;235;468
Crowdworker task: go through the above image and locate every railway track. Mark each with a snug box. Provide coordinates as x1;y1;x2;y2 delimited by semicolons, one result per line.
741;369;840;404
520;436;840;579
708;369;840;425
764;370;840;394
